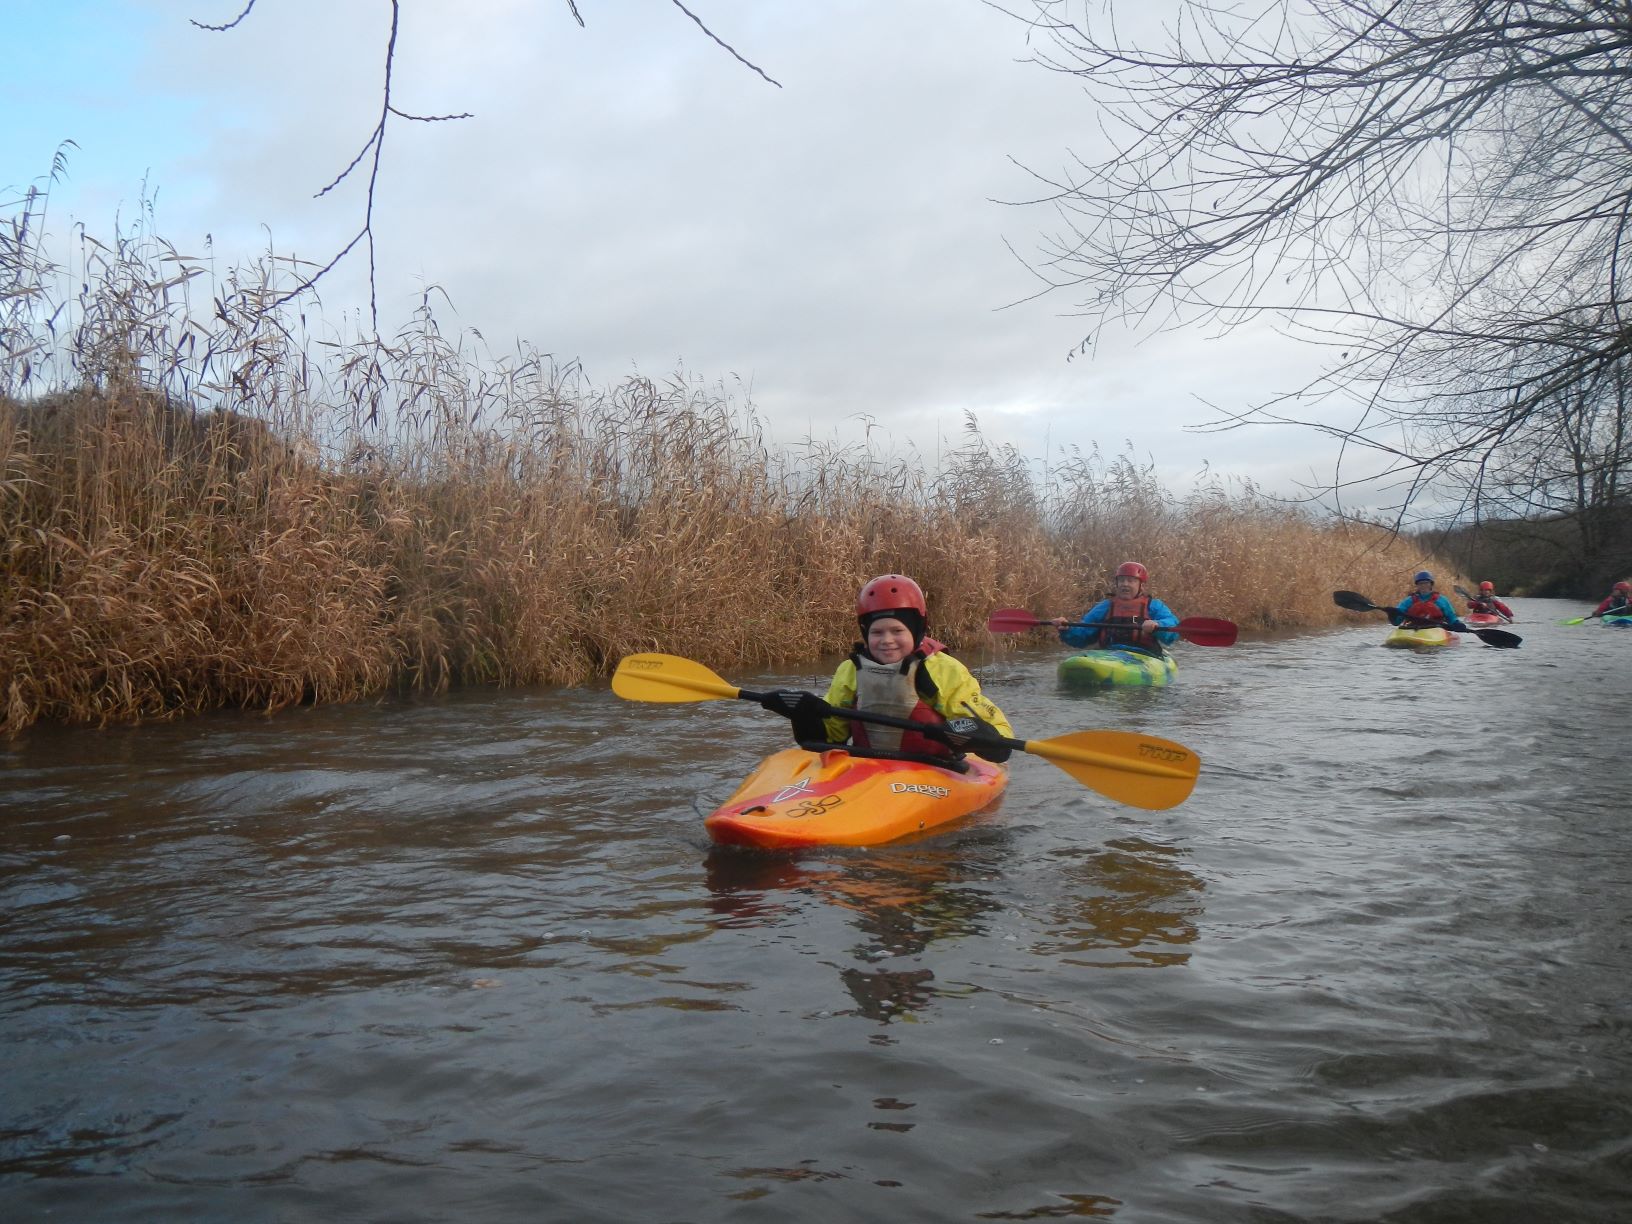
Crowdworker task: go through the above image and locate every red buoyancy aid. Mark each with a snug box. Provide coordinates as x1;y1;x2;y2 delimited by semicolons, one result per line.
848;643;951;758
1100;593;1156;649
1403;594;1446;622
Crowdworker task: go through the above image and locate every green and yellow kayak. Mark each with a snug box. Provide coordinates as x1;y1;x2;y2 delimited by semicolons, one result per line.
704;747;1008;849
1058;648;1177;688
1385;625;1458;648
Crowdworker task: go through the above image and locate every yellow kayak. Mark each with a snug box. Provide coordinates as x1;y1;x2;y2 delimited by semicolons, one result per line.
1385;625;1458;648
704;747;1007;849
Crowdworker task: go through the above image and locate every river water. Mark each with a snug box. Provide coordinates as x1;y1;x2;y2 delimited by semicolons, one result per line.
3;598;1630;1222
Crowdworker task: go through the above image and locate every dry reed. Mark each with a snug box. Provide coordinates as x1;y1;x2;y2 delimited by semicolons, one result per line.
0;191;1442;734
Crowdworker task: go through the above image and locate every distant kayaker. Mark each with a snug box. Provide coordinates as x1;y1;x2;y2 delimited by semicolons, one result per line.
1050;561;1180;654
1589;580;1632;618
1395;571;1469;629
757;574;1014;763
1465;581;1515;622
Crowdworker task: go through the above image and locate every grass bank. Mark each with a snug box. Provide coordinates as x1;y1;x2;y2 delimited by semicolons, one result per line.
1;197;1437;734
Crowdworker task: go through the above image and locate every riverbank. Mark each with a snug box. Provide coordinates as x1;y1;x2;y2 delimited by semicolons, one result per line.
1;198;1437;734
1;377;1437;734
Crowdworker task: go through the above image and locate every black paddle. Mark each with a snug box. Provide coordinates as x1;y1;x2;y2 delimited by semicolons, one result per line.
1332;591;1522;648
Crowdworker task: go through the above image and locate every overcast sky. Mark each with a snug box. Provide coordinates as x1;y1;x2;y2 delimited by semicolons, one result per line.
5;0;1393;507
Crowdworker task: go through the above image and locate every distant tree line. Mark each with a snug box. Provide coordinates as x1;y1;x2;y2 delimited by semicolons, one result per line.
1429;508;1632;598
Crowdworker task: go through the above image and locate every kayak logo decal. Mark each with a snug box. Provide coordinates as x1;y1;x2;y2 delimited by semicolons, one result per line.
772;778;815;803
890;782;949;798
786;795;842;820
1138;743;1190;763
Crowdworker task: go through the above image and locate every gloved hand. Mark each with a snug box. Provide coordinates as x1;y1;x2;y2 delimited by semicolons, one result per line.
757;689;831;744
758;690;827;721
938;716;1012;763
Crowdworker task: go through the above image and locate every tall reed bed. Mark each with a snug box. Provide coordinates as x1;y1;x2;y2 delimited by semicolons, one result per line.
1;191;1431;733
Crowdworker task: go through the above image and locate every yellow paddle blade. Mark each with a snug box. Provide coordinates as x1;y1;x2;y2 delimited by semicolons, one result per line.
612;652;742;703
1022;729;1200;811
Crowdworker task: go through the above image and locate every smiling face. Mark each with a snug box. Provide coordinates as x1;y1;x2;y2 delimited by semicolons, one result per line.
866;616;914;664
1113;574;1142;599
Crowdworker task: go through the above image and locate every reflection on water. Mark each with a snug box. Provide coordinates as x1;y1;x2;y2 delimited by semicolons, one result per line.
704;842;1010;1022
704;842;1006;956
1036;837;1205;968
3;599;1632;1221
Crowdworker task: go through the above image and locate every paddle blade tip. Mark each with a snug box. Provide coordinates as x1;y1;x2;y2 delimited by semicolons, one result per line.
1032;730;1200;809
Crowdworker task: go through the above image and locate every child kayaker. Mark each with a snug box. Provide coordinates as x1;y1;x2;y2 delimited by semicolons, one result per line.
1395;571;1469;628
1465;581;1515;622
758;574;1014;762
1050;560;1180;654
1589;580;1632;618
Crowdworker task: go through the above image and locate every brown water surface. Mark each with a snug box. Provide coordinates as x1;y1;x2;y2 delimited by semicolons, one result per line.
3;598;1629;1221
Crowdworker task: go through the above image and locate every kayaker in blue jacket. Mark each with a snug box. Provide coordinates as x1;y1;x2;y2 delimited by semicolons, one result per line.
1395;571;1469;629
1051;561;1180;654
757;574;1014;763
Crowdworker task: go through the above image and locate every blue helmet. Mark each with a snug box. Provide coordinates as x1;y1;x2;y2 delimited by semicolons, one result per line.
1413;571;1434;583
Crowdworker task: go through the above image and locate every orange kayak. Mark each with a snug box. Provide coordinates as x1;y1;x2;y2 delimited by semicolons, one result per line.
703;747;1008;849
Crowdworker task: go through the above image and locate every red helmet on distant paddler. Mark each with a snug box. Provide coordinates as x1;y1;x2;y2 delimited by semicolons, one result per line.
1479;580;1495;592
1115;561;1149;584
1616;581;1631;594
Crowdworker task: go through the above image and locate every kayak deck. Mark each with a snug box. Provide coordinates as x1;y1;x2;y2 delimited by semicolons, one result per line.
1058;648;1177;687
704;747;1007;849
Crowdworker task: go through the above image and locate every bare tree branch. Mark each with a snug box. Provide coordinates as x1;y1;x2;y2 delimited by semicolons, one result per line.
667;0;782;87
193;0;778;338
995;0;1632;549
190;1;256;33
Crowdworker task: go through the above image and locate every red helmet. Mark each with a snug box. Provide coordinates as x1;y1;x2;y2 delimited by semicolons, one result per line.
857;574;927;619
1479;580;1495;593
1616;581;1631;594
1115;561;1149;584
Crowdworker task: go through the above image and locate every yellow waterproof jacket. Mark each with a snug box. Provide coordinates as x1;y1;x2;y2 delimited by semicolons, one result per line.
817;647;1013;745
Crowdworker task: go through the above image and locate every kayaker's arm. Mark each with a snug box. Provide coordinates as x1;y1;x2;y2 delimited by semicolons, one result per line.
1147;597;1181;645
1059;599;1111;649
